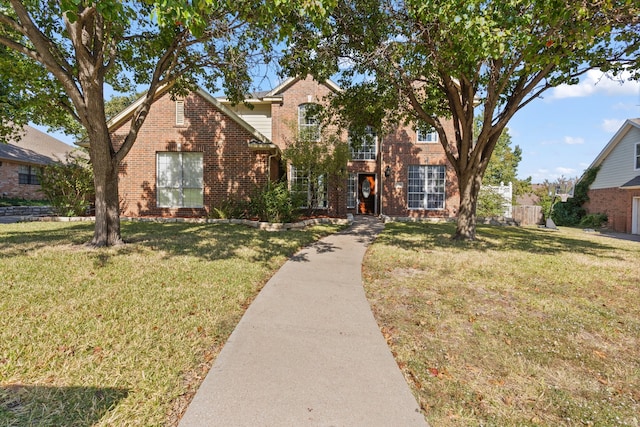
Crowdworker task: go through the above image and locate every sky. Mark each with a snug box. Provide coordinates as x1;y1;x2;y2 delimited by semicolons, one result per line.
506;70;640;183
37;69;640;185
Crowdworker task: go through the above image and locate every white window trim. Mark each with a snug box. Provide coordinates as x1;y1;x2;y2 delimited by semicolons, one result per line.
298;103;321;142
349;127;377;161
347;173;357;208
290;165;328;209
416;125;438;144
156;152;204;208
407;165;446;210
635;142;640;171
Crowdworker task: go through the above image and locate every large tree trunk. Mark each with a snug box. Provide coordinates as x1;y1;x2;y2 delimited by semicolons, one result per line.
454;168;482;240
89;131;123;247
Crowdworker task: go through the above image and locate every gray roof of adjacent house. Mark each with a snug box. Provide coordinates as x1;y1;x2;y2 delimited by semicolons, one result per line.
0;125;75;165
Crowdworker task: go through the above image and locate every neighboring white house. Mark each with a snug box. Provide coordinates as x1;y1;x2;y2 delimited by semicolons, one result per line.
584;118;640;234
482;181;513;218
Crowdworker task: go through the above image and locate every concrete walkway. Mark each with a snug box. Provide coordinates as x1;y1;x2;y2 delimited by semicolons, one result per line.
179;216;428;427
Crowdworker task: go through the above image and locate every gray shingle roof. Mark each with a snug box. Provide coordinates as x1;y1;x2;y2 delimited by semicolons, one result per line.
0;125;74;165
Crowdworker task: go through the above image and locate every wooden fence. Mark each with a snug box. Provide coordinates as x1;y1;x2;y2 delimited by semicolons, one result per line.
512;205;543;226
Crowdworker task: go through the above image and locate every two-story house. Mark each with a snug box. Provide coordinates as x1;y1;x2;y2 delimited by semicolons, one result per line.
111;76;460;220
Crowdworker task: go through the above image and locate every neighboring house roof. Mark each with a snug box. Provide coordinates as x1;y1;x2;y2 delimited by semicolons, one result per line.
587;118;640;170
0;125;74;165
620;175;640;189
108;84;272;145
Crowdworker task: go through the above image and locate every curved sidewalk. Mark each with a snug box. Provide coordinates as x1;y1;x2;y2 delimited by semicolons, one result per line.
179;216;428;427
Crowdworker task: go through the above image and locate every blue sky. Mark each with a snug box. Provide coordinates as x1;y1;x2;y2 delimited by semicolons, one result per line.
39;70;640;185
507;70;640;183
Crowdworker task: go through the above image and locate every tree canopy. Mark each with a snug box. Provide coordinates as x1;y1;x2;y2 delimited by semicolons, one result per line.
282;0;640;239
0;0;332;246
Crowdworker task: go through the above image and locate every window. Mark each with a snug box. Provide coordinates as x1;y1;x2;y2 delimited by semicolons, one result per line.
349;127;377;161
290;165;328;209
347;173;357;208
18;165;40;185
156;152;203;208
635;143;640;170
407;165;446;210
298;103;320;141
175;100;185;126
417;125;438;143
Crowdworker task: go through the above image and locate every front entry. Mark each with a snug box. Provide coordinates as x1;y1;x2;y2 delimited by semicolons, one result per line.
358;174;376;215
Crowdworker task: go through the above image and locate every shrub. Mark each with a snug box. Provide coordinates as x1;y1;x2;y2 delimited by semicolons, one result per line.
210;197;247;219
579;213;608;228
248;181;302;223
38;152;94;217
477;187;507;218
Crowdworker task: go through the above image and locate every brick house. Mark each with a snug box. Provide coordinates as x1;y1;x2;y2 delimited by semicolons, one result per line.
0;125;74;200
584;118;640;234
112;76;460;219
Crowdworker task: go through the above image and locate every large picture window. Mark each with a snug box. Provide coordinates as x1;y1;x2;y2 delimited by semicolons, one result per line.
290;165;328;209
349;126;377;161
18;165;40;185
407;165;446;210
298;103;321;142
157;152;203;208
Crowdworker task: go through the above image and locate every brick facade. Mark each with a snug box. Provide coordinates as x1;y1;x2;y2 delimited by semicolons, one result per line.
0;161;44;200
115;91;271;217
585;187;640;233
114;77;460;219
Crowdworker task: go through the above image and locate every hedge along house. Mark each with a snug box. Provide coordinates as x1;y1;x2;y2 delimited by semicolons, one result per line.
111;76;460;219
583;118;640;234
0;125;75;200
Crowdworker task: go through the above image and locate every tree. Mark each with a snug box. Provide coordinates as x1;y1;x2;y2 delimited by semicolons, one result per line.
282;0;639;239
0;0;327;246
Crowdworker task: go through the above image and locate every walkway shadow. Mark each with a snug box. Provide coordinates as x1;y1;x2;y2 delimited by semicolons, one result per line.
0;385;129;426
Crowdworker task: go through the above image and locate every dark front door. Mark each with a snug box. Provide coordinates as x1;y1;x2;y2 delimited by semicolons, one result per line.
358;174;376;215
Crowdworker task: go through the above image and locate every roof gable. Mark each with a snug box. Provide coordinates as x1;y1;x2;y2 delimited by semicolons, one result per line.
266;76;342;97
108;85;272;144
588;118;640;170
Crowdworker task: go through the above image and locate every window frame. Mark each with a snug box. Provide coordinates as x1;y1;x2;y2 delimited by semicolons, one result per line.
18;164;41;185
349;126;377;161
347;173;357;208
416;125;438;144
290;165;328;209
175;100;185;126
407;165;446;210
635;142;640;171
298;103;321;142
156;151;204;208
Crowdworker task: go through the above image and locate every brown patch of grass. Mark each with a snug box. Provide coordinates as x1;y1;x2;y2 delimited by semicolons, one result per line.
364;223;640;426
0;220;343;426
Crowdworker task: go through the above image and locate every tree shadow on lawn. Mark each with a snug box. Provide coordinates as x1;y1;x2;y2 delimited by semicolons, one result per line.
377;222;633;259
0;384;129;427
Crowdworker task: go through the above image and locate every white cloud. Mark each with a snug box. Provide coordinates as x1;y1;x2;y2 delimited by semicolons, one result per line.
601;118;626;132
549;69;640;100
563;136;584;145
555;167;577;176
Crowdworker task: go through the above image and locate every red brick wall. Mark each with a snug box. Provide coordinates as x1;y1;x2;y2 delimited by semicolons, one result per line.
271;77;459;218
585;187;640;233
114;91;270;217
0;161;45;200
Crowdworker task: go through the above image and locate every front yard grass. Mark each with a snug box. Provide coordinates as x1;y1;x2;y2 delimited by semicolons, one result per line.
0;220;343;426
363;223;640;426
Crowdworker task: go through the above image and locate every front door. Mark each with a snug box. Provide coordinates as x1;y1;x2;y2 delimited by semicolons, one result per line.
358;174;376;215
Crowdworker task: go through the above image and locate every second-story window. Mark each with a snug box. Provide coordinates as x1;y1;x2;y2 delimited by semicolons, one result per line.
349;126;377;161
298;103;320;142
417;124;438;143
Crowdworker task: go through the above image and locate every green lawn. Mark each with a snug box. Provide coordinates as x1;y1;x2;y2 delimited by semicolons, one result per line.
0;220;343;426
363;223;640;426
